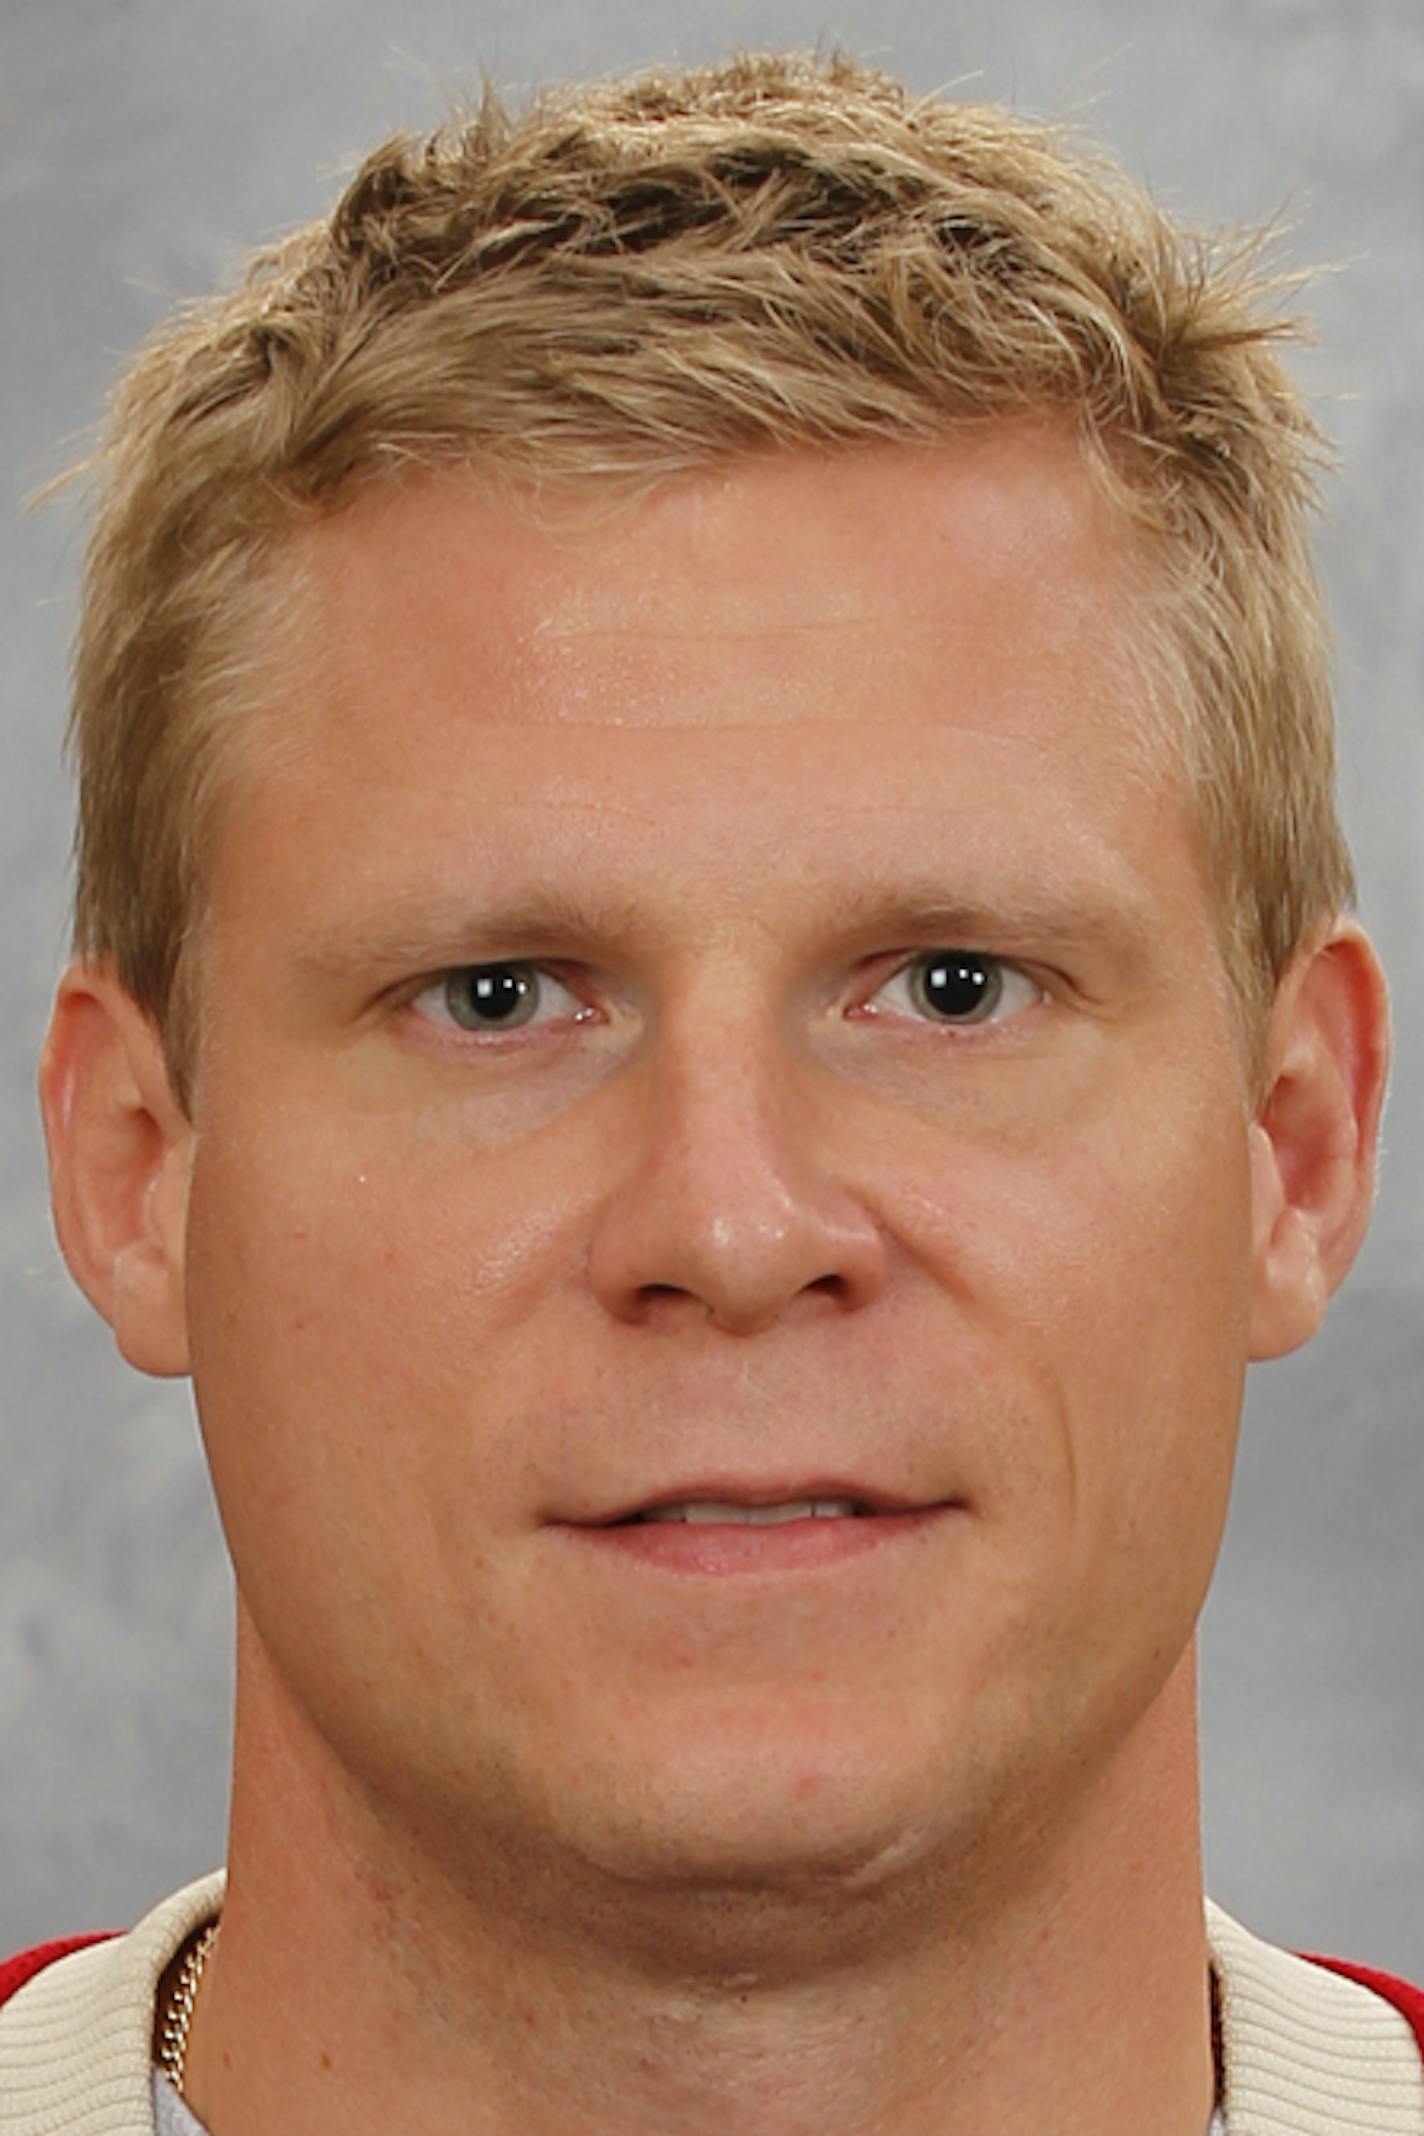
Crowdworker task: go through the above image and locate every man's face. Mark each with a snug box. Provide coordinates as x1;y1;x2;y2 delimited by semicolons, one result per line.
181;430;1254;1901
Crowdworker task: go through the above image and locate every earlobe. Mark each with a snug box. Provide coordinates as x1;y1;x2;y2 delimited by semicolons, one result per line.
39;962;193;1378
1248;922;1390;1361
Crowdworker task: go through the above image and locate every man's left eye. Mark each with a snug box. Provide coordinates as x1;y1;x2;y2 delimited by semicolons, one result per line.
411;964;585;1034
865;952;1041;1026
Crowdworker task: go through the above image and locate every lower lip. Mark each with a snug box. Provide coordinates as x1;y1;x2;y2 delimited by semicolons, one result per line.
558;1506;957;1576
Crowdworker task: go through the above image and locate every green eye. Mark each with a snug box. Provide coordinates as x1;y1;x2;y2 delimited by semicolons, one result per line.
409;961;590;1041
440;965;542;1030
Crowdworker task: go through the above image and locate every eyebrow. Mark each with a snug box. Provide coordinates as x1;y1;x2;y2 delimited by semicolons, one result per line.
289;869;1160;991
818;881;1161;986
290;884;651;985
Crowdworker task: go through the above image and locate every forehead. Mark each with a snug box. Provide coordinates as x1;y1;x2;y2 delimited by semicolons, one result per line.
218;430;1190;946
281;427;1162;742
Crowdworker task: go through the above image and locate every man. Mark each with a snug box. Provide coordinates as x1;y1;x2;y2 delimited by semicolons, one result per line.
1;47;1418;2136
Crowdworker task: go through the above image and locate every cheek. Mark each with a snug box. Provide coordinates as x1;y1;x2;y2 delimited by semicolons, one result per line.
181;1109;572;1573
885;1030;1255;1337
189;1085;571;1340
181;1110;599;1769
878;1058;1253;1545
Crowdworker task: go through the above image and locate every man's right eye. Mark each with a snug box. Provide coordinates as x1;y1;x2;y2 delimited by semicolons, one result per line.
410;964;587;1034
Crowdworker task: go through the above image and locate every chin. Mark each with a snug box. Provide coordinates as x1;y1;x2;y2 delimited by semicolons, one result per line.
525;1752;974;1983
547;1706;952;1903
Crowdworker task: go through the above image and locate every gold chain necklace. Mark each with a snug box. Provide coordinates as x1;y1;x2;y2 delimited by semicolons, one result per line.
157;1920;220;2099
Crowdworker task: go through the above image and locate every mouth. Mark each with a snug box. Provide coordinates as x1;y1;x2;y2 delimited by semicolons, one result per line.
559;1484;959;1575
595;1479;941;1526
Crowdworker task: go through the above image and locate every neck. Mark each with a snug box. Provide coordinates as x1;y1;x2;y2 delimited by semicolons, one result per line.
185;1626;1216;2136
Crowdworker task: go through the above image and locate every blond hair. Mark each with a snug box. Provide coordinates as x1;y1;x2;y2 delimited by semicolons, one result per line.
65;50;1351;1100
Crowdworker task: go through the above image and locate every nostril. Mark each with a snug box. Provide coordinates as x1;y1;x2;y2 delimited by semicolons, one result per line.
809;1272;849;1301
630;1283;715;1329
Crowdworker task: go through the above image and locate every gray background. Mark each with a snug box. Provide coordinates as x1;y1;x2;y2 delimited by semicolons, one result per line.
3;0;1420;1969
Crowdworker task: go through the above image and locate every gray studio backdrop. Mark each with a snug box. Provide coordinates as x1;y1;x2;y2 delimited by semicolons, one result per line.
3;0;1421;1967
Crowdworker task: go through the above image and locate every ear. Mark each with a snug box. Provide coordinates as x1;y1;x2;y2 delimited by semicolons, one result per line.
1248;921;1390;1361
38;961;193;1377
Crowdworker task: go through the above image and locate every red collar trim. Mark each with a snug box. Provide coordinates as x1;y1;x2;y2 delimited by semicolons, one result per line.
0;1934;120;2009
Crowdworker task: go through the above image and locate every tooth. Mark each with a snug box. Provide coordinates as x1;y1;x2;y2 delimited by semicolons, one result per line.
637;1499;834;1526
685;1501;817;1525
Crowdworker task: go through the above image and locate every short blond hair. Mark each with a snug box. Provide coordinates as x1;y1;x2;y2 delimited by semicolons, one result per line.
65;50;1351;1100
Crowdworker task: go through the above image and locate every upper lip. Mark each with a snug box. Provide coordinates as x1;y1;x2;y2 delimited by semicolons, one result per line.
571;1481;953;1526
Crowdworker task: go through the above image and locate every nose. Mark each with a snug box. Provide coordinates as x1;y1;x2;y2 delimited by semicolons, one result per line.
585;1009;888;1335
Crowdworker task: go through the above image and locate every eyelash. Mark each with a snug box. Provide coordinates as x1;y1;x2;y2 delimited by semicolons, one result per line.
406;952;1044;1041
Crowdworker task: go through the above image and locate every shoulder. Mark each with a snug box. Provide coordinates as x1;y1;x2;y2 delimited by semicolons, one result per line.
1207;1899;1424;2132
0;1872;224;2134
1302;1950;1424;2058
0;1934;122;2009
